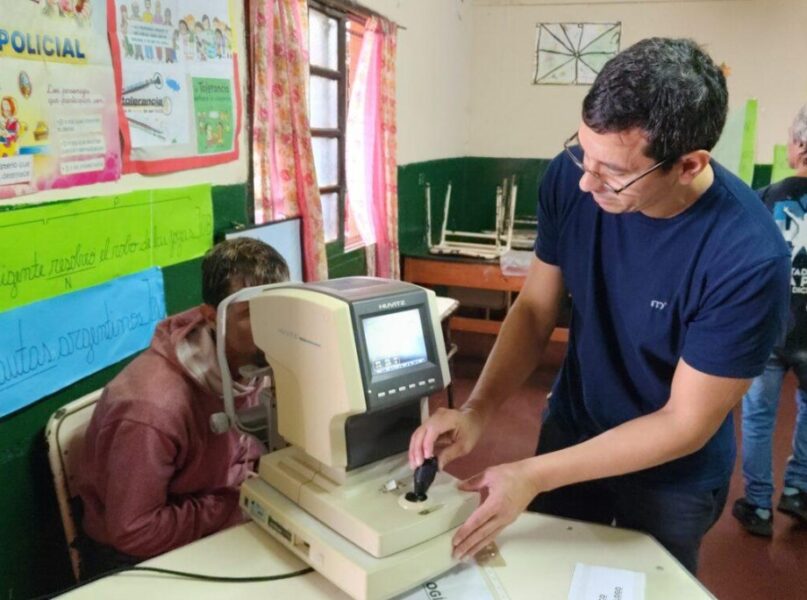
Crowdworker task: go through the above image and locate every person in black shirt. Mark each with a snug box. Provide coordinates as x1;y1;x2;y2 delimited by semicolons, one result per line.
733;104;807;536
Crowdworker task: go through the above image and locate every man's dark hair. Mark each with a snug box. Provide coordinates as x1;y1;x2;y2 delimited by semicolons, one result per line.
582;37;728;164
202;237;290;307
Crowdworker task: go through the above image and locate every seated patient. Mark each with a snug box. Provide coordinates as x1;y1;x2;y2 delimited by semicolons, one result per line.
76;238;289;571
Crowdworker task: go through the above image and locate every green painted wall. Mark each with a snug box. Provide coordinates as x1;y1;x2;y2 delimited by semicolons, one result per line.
399;158;776;260
398;157;551;257
0;183;250;600
329;247;367;278
399;158;465;256
752;163;773;190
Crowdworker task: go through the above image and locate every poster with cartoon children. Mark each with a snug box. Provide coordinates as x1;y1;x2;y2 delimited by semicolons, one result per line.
0;0;121;199
109;0;240;173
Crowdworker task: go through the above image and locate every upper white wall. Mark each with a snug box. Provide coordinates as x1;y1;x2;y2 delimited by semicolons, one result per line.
361;0;474;165
468;0;807;162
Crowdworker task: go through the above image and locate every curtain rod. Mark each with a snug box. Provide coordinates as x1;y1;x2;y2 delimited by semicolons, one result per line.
312;0;407;30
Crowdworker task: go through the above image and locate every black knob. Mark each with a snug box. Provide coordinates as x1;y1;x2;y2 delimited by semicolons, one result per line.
409;457;438;502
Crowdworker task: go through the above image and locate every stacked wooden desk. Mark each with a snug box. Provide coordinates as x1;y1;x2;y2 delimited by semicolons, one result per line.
403;255;568;342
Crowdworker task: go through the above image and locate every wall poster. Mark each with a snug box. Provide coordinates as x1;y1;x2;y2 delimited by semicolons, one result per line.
108;0;241;174
0;0;122;199
533;22;621;86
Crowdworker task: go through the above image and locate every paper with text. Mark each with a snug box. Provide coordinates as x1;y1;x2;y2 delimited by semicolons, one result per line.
568;563;646;600
395;563;496;600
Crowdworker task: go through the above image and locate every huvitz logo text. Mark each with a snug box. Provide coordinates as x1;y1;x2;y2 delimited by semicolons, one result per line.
379;300;406;310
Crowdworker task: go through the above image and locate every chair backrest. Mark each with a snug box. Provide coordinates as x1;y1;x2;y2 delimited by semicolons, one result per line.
45;389;101;581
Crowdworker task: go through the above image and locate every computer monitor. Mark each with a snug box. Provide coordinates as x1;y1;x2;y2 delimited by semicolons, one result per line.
225;217;303;282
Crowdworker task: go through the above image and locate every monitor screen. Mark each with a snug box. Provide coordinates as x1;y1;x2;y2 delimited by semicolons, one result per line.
225;218;303;282
362;309;428;377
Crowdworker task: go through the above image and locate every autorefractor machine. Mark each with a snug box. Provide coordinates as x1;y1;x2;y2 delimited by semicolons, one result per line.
214;277;477;600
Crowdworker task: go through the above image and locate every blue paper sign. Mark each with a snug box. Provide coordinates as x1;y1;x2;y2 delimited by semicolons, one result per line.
0;268;166;417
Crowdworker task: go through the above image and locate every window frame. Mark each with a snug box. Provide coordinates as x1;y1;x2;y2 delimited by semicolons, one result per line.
308;1;365;256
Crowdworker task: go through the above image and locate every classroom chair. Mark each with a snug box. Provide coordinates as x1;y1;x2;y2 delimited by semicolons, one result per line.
45;389;101;582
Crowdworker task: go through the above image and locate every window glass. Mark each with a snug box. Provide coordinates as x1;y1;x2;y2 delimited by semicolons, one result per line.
308;5;367;251
309;76;339;129
312;137;339;187
320;192;339;242
309;10;338;70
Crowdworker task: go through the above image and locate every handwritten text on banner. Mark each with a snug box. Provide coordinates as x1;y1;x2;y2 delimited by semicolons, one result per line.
0;268;166;417
0;184;212;311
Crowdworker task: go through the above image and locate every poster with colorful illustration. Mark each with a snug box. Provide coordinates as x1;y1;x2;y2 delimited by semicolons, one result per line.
108;0;241;174
192;77;234;154
0;0;121;199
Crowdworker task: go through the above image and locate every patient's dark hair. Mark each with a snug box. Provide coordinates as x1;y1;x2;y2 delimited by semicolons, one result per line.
582;37;728;165
202;237;289;307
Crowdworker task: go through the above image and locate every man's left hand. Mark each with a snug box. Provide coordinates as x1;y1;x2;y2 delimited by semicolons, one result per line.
451;460;541;560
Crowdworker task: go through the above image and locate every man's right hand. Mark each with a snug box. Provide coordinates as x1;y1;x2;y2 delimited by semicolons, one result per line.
408;406;487;471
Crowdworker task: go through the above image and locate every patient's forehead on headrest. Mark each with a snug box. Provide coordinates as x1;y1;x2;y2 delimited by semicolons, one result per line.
202;238;290;307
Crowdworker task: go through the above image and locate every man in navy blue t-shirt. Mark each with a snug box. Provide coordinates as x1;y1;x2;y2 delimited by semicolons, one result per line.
409;37;790;574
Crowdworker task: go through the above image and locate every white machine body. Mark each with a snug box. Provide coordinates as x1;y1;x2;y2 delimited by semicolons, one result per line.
218;278;477;600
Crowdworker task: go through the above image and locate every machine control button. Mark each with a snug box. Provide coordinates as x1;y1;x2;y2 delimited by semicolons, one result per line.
427;378;436;384
378;391;386;398
418;381;426;386
398;386;407;392
388;388;397;394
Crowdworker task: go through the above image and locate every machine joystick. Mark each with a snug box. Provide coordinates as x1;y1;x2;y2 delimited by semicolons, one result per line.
406;457;438;503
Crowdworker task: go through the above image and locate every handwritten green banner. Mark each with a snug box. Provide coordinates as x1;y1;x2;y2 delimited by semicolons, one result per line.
0;184;212;310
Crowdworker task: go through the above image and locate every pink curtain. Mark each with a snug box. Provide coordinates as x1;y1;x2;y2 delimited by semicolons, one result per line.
251;0;328;281
346;17;399;278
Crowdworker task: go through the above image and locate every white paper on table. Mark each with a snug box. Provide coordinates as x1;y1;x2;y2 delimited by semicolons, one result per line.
568;563;646;600
395;562;496;600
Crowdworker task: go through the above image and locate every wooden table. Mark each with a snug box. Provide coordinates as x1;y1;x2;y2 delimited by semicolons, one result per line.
404;255;568;342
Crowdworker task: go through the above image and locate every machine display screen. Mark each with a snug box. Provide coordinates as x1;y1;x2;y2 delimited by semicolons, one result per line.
362;309;429;376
